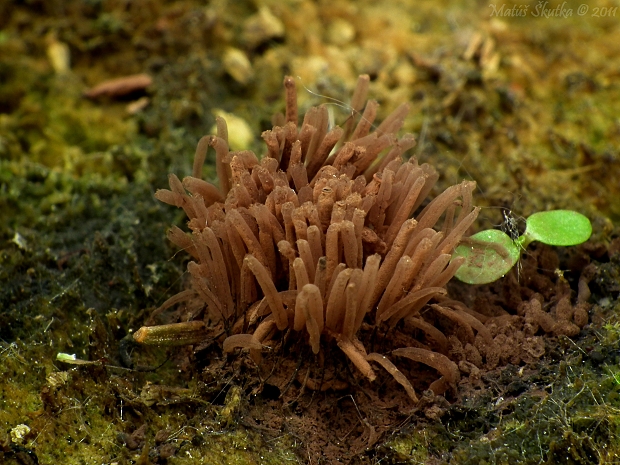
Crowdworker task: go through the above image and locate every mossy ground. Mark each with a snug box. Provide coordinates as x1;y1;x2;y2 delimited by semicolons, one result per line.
1;0;620;463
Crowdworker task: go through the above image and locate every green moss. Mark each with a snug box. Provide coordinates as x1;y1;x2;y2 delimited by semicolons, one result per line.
442;343;620;464
383;429;430;463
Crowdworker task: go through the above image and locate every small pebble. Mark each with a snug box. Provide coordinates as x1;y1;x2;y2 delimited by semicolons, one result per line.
126;96;150;114
223;47;254;85
46;39;70;74
211;109;254;151
326;18;356;46
243;6;284;48
10;424;30;444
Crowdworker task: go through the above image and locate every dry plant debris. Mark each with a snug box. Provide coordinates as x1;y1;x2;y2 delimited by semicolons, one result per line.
84;73;153;99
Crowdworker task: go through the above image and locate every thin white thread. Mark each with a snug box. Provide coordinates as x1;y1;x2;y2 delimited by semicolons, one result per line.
294;75;380;132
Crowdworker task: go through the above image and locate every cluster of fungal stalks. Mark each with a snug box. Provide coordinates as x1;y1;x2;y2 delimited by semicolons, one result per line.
137;75;482;401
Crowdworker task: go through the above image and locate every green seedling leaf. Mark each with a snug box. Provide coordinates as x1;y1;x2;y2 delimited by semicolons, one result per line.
521;210;592;248
453;229;521;285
